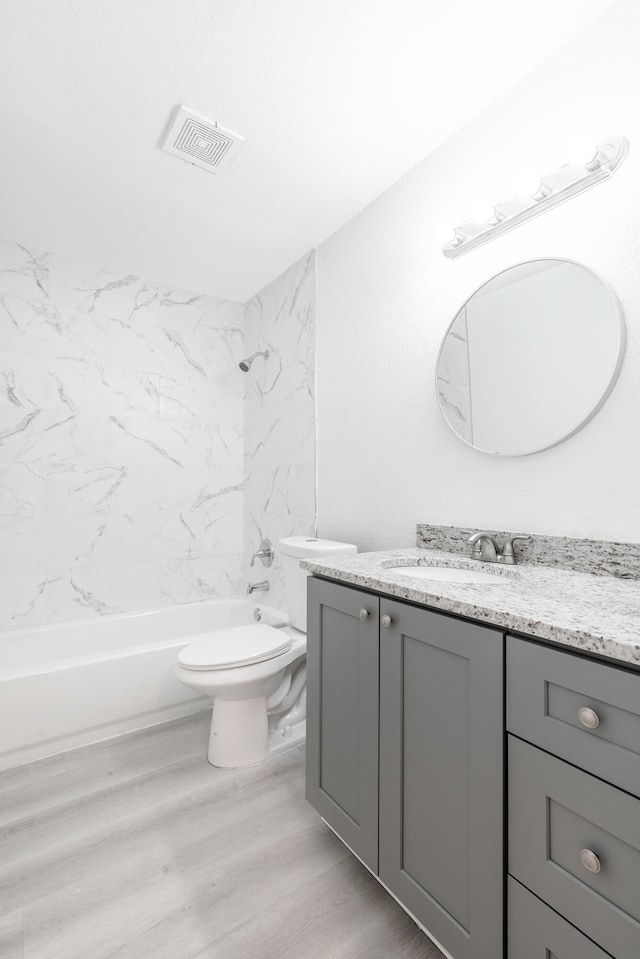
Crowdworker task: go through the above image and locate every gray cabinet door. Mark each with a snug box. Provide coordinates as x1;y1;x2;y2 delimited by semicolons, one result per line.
379;599;504;959
306;577;380;872
508;878;613;959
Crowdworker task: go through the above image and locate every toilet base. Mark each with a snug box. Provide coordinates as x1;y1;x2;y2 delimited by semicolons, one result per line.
207;698;306;769
208;697;269;768
269;718;306;757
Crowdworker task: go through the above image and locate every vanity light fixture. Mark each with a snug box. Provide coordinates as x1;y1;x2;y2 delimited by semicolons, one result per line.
443;135;629;259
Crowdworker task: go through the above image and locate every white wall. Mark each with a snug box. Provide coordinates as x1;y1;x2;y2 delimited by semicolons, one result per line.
317;0;640;550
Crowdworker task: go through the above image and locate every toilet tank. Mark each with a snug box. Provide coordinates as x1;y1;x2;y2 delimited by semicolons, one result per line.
278;536;357;632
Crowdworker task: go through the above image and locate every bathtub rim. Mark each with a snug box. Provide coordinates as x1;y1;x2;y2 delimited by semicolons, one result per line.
0;596;289;678
0;595;287;642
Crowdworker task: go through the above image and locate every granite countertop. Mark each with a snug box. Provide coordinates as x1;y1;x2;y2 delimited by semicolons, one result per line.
301;547;640;667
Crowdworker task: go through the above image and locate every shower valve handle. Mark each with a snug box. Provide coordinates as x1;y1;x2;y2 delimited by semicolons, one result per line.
250;539;274;568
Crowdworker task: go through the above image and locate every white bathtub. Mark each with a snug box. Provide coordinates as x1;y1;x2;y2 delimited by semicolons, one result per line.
0;598;288;770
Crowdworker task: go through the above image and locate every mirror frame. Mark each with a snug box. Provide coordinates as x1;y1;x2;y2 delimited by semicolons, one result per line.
435;257;626;456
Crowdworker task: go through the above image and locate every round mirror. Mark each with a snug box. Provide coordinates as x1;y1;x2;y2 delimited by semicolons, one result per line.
436;259;624;456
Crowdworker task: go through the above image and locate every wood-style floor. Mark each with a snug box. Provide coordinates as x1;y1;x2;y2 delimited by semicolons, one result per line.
0;711;443;959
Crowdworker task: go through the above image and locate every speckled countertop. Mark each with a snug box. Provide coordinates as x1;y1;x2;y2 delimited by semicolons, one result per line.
301;548;640;667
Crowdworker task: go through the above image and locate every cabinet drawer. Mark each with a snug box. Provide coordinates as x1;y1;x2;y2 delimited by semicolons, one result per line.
509;736;640;959
507;636;640;797
508;878;613;959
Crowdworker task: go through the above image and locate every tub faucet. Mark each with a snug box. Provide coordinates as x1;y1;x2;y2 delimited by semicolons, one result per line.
247;581;269;594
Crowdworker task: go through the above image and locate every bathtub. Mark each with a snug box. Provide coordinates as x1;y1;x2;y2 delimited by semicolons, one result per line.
0;598;288;770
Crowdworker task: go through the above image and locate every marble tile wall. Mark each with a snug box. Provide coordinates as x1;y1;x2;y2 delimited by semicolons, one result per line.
0;240;244;629
243;252;317;610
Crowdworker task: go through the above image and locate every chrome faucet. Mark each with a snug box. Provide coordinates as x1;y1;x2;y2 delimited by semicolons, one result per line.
466;531;530;565
250;538;274;568
247;581;269;594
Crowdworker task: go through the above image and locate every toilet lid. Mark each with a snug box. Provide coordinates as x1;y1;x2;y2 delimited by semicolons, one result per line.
177;624;292;671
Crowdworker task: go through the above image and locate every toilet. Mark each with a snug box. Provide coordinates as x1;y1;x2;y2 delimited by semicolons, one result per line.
175;536;356;768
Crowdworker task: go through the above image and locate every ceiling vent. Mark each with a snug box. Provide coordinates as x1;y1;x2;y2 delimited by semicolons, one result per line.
160;105;244;174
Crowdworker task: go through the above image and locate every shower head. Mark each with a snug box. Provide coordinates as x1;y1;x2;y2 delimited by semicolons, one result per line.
239;350;270;372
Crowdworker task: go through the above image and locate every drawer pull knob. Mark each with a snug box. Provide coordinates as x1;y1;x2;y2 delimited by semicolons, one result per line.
381;614;393;628
578;706;600;729
359;608;369;621
580;848;601;873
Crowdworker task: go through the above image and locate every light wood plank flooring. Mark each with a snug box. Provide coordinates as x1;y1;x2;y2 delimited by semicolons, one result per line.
0;711;443;958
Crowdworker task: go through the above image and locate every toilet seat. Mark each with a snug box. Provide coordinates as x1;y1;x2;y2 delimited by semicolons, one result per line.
178;624;292;671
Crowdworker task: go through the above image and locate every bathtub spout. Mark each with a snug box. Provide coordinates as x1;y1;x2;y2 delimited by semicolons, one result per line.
247;581;269;594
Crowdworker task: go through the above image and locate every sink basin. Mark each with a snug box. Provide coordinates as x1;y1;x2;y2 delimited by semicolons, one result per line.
384;564;509;584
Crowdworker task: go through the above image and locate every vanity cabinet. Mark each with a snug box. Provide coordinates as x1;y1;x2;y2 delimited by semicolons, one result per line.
306;569;640;959
306;577;504;959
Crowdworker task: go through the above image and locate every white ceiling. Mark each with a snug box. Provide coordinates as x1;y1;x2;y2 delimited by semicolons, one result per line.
0;0;617;302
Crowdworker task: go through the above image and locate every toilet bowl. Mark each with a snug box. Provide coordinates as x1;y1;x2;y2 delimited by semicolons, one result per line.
175;624;307;767
175;536;356;768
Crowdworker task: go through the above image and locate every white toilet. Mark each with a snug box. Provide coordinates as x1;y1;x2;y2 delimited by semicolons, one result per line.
175;536;356;768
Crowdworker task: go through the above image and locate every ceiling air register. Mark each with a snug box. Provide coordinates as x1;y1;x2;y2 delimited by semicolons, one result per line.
160;105;244;174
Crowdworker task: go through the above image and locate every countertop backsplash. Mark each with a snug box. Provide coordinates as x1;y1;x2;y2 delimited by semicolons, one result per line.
416;523;640;580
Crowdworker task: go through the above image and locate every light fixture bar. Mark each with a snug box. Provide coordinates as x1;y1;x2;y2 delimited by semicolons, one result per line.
443;136;629;259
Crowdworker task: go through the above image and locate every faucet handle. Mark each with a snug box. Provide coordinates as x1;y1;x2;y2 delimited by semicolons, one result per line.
501;534;531;564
